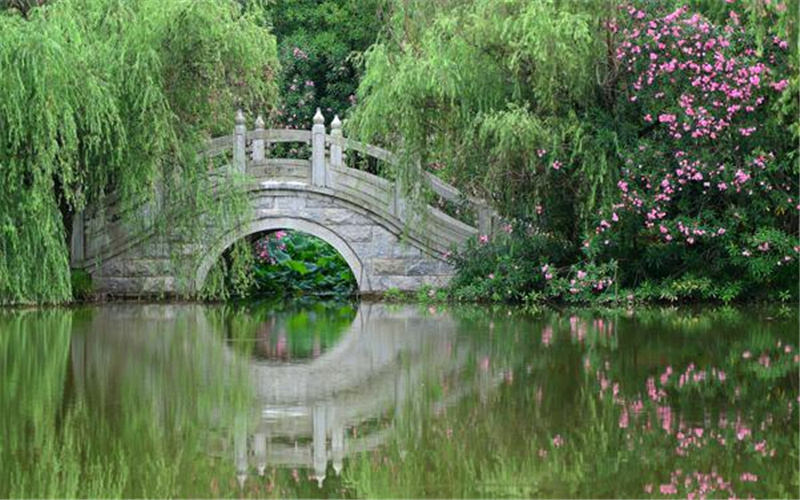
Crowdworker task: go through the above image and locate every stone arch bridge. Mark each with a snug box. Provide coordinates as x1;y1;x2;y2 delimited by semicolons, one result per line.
70;109;496;297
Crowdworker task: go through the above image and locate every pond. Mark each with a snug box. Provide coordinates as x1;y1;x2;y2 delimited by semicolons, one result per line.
1;301;797;498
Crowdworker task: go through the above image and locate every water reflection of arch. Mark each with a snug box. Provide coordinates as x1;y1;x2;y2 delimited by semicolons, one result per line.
233;303;484;488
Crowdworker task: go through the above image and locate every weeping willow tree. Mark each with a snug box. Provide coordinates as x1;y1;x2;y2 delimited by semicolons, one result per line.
349;0;625;240
0;0;279;305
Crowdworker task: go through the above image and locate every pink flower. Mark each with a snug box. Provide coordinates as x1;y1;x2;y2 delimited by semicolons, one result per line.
479;234;489;244
552;434;564;448
740;472;758;482
771;79;789;91
552;160;563;171
658;114;677;123
618;180;629;192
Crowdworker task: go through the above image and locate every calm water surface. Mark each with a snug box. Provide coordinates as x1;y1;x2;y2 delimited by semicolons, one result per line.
1;301;797;498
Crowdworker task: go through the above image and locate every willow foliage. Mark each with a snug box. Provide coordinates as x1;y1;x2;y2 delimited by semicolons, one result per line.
0;0;279;304
350;0;623;237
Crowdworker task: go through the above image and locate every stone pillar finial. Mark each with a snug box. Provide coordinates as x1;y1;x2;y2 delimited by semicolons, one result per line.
330;115;343;170
252;115;265;162
233;109;247;173
311;109;327;186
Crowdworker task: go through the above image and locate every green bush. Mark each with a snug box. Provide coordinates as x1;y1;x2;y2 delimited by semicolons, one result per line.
447;226;575;303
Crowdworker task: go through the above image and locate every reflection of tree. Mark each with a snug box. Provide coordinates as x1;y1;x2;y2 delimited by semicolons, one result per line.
0;310;72;497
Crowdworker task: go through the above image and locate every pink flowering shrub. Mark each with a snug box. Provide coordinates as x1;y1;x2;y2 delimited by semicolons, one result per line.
585;3;799;300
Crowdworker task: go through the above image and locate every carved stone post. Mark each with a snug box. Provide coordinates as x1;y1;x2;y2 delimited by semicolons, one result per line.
329;115;343;168
311;108;327;187
477;204;493;235
233;109;247;174
251;115;265;163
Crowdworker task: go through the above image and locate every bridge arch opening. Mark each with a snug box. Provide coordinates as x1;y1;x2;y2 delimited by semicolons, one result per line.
195;218;367;297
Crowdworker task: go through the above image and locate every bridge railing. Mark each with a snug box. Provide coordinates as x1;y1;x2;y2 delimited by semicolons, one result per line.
204;109;497;238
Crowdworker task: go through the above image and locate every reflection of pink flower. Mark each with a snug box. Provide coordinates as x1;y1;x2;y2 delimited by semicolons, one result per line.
619;407;629;428
541;326;553;346
740;472;758;482
659;484;677;495
736;426;751;441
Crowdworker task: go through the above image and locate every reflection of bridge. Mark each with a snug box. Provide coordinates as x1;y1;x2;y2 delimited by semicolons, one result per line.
70;109;497;297
69;303;503;488
232;303;504;487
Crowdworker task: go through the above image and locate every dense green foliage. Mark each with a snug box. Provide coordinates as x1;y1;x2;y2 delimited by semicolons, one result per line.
265;0;385;128
351;0;799;303
0;0;278;304
251;231;357;297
